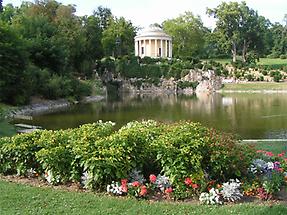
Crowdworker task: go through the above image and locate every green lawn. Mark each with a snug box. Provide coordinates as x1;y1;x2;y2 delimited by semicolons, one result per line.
257;58;287;66
0;180;286;215
221;82;287;91
209;58;286;66
242;140;287;156
0;103;16;137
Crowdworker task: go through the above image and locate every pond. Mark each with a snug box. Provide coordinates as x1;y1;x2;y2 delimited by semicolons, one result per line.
13;93;287;139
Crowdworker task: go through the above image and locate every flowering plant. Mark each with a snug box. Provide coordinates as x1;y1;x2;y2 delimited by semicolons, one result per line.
199;188;222;205
220;179;243;202
107;181;125;195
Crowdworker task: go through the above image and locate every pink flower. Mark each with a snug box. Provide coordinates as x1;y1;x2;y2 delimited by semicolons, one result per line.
165;187;173;194
184;177;193;186
256;150;264;153
149;174;157;183
192;183;199;189
278;168;284;173
121;184;128;193
265;151;274;157
139;185;147;196
132;181;140;187
121;179;128;185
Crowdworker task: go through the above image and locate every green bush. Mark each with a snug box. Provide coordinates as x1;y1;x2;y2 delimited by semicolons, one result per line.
0;120;255;198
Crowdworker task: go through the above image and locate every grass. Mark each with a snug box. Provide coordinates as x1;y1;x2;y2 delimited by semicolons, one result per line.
0;103;16;137
221;82;287;91
257;58;287;66
0;121;16;137
209;58;286;66
0;180;287;215
242;140;287;156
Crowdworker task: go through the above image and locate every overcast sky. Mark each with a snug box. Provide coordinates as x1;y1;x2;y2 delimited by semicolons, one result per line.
3;0;287;29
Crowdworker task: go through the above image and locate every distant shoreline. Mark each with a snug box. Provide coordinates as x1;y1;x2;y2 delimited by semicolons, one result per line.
8;95;105;119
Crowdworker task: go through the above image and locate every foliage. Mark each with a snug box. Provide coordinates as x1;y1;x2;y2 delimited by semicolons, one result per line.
0;120;256;197
207;2;270;62
102;17;136;57
163;12;208;58
0;23;29;105
177;81;199;90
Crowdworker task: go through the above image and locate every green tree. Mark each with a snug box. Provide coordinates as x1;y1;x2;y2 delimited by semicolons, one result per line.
208;1;270;62
0;23;29;104
163;12;207;59
93;6;112;30
269;22;287;56
102;17;136;57
0;0;3;13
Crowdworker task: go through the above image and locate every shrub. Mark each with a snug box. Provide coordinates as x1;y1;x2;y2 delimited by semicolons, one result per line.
0;120;256;198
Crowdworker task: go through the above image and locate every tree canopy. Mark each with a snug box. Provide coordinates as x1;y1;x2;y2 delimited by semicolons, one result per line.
163;12;208;59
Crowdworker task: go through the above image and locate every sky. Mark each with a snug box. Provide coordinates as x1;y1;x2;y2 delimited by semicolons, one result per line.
3;0;287;29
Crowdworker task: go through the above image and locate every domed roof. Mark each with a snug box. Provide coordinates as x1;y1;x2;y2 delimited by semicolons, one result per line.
135;25;172;40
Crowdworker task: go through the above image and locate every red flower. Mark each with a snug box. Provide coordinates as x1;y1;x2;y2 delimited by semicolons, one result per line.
278;168;284;173
149;174;157;183
278;152;285;157
191;183;199;189
184;177;193;186
132;181;140;187
121;184;128;193
121;179;128;185
265;151;274;157
139;185;147;196
165;187;173;194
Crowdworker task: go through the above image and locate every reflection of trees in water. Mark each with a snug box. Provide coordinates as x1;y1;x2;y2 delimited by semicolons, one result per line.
32;92;287;139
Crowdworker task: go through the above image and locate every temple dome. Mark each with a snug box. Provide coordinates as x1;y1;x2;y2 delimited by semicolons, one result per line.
135;26;171;40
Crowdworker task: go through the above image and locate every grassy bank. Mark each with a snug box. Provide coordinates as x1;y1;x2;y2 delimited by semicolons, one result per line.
221;82;287;92
0;180;286;215
0;103;16;137
210;58;286;66
242;140;287;156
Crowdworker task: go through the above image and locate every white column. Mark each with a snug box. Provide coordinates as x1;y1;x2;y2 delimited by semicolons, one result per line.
135;41;137;56
155;39;158;57
165;40;168;58
149;39;152;56
138;41;140;57
160;39;163;57
170;40;172;58
143;39;146;57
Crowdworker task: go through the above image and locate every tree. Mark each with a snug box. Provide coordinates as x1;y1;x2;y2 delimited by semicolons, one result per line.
208;1;270;62
0;24;29;104
93;6;112;30
102;17;136;57
0;0;3;13
269;22;287;56
163;12;208;59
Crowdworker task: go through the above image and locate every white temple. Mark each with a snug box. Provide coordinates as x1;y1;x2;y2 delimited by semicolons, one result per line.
134;26;172;58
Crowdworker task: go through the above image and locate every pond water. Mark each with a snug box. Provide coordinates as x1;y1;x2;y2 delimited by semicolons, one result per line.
15;93;287;139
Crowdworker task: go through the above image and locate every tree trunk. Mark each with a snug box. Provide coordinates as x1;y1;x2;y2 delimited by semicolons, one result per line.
231;42;237;62
242;39;247;63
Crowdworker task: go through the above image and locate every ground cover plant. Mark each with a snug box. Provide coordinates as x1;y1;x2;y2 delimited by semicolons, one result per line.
0;120;286;205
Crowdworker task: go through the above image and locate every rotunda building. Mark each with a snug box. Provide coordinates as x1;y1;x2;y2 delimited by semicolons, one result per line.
134;26;172;58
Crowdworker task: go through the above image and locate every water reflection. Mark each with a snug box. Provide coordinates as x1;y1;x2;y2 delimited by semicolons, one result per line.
21;93;287;139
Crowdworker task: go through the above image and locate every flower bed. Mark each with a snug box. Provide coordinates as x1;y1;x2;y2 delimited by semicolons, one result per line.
0;120;286;204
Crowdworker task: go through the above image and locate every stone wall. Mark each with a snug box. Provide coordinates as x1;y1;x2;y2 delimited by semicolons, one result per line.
117;69;222;95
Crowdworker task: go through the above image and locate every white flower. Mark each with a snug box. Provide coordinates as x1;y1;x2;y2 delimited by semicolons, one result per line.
129;169;145;184
106;181;124;195
155;174;171;192
81;171;92;188
220;179;243;202
199;188;222;205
